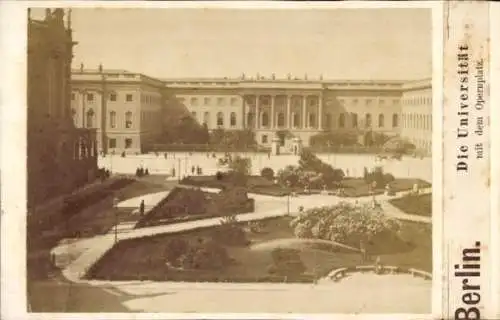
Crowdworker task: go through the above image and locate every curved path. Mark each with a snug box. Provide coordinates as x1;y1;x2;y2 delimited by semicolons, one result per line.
55;186;431;284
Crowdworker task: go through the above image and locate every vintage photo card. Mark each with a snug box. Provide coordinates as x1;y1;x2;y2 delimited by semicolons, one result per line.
0;1;496;319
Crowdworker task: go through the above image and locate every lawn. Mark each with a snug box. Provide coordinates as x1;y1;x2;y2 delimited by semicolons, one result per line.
340;178;431;198
181;175;430;198
389;193;432;217
87;216;432;283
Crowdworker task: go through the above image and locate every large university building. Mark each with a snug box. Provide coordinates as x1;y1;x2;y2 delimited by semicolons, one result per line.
28;9;98;209
71;71;432;155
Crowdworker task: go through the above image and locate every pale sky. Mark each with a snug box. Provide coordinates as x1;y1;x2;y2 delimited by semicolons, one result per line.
33;7;432;80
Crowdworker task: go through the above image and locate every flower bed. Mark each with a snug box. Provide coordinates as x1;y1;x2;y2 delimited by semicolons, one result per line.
339;178;431;198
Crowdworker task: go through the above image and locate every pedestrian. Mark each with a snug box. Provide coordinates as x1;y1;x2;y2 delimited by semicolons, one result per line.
191;165;195;174
139;199;145;216
360;239;367;262
171;167;176;177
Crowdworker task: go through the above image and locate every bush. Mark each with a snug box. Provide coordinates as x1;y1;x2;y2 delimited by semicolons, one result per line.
261;167;275;180
269;248;306;276
178;239;231;270
212;215;249;246
228;156;252;177
164;238;190;264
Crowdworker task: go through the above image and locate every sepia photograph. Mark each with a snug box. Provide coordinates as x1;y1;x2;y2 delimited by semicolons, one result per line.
25;4;434;314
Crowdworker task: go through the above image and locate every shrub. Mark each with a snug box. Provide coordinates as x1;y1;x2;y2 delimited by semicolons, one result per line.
261;167;275;180
164;238;190;264
269;248;306;277
178;239;231;270
212;215;249;246
383;173;395;184
228;156;252;177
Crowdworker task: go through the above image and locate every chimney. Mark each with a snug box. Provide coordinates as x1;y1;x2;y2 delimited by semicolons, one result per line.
320;74;323;80
287;73;291;80
80;63;84;72
241;73;245;80
98;63;103;73
256;72;260;80
304;73;308;80
67;8;72;29
271;73;276;80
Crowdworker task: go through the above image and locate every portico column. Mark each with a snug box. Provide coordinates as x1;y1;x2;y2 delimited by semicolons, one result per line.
302;96;307;129
318;94;323;130
271;95;275;129
286;95;291;129
256;95;260;129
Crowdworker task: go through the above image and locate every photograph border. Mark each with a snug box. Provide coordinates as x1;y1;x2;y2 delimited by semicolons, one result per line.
1;1;443;319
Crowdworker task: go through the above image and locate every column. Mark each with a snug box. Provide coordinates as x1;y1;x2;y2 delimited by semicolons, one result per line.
318;94;323;130
286;95;291;129
256;95;260;129
242;96;246;129
270;95;275;129
81;90;86;128
302;96;307;129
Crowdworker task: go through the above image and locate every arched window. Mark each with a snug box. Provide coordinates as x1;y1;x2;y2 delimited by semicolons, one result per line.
71;108;77;125
293;113;300;128
217;112;224;126
247;112;255;128
277;112;285;127
339;113;345;128
378;114;385;128
392;114;399;128
125;111;133;128
262;112;269;127
86;109;94;128
365;113;372;128
352;113;358;128
110;111;116;128
309;113;316;128
230;112;237;127
325;113;332;129
203;112;210;125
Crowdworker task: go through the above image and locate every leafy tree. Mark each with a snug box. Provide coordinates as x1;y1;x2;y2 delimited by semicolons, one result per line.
228;156;251;177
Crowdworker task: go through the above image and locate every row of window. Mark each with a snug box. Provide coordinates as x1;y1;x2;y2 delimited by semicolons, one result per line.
109;138;133;149
72;108;134;129
196;111;400;129
185;96;239;107
402;113;432;131
71;92;135;103
333;98;399;106
402;96;432;106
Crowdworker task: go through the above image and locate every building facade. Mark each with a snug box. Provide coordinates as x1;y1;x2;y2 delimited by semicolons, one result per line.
71;68;164;154
28;9;97;209
400;79;433;155
72;71;432;155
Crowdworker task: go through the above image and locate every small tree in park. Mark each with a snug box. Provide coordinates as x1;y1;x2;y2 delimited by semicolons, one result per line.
228;156;252;176
261;167;275;180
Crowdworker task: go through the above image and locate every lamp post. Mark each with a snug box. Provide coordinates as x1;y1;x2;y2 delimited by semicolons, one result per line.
113;197;119;244
286;181;291;215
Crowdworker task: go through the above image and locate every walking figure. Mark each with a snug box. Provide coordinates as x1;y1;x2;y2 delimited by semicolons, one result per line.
191;166;195;174
139;200;145;216
360;239;367;262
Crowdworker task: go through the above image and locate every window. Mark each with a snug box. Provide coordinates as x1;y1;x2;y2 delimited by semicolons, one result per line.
352;99;358;105
277;112;285;127
366;99;373;106
325;113;332;128
309;113;316;127
351;113;358;128
125;111;132;128
126;94;133;102
216;112;224;126
308;97;317;107
262;135;268;144
71;93;75;100
204;97;211;105
87;93;94;102
109;138;116;149
203;112;210;125
71;108;76;125
378;114;385;128
190;97;199;106
230;112;237;127
110;111;116;128
86;109;94;128
191;111;197;119
125;138;132;149
392;114;399;128
110;93;117;101
247;112;255;127
365;113;372;128
230;97;238;106
293;113;300;128
339;113;345;128
379;99;385;106
262;112;269;127
217;97;224;106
